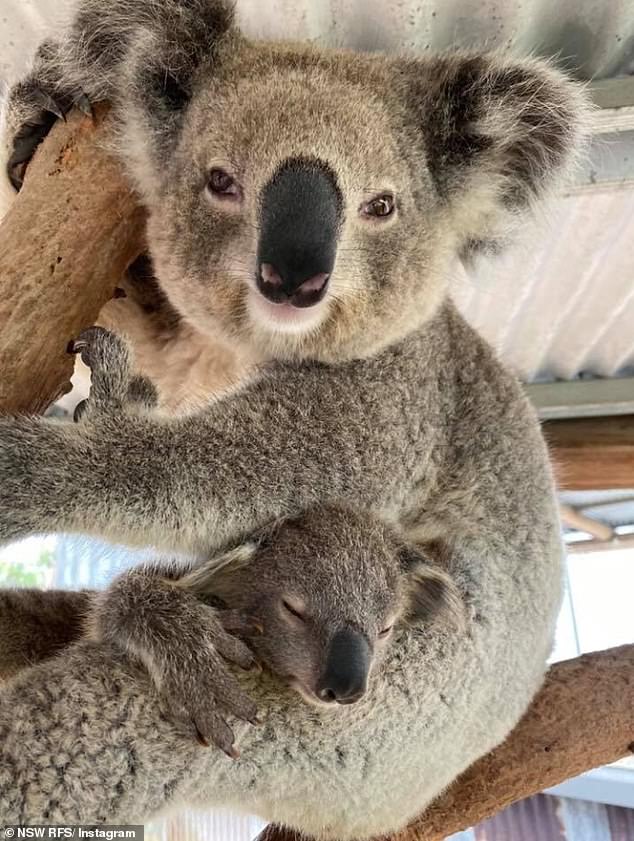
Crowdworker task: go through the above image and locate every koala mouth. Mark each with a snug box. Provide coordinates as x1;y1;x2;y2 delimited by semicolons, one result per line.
247;284;329;336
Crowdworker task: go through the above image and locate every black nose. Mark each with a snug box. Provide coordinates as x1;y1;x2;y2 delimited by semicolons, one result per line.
316;628;371;705
257;156;343;309
258;263;330;308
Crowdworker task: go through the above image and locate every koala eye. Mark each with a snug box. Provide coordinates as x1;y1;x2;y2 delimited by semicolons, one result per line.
282;598;306;622
378;624;394;638
207;168;241;199
360;194;395;220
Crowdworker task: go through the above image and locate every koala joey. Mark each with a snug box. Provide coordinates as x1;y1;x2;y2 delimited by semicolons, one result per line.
89;505;464;755
0;0;588;834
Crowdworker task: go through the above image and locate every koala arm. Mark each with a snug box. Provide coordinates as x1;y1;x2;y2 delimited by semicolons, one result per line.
0;588;93;680
88;562;260;753
0;349;417;554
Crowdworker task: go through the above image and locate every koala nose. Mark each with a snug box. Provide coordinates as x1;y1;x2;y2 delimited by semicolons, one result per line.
257;156;343;309
258;263;330;308
316;628;371;705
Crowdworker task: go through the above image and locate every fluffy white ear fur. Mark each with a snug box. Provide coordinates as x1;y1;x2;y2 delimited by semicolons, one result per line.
404;561;467;632
400;51;591;257
174;541;257;595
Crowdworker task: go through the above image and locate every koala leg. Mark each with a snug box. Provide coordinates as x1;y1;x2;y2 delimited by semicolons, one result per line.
89;563;260;755
0;588;93;680
0;639;203;824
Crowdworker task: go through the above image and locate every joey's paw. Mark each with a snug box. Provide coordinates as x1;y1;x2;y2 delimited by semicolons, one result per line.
69;326;135;415
158;611;261;755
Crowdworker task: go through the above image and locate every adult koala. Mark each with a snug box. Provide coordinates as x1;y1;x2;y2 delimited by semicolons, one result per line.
0;0;586;834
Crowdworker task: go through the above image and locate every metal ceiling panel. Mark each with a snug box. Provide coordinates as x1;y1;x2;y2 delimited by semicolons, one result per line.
3;0;634;82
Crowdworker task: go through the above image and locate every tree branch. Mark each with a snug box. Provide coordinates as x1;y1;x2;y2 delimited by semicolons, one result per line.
258;645;634;841
0;106;145;415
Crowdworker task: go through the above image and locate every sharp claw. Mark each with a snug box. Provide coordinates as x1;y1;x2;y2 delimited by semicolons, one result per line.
68;339;88;354
8;160;27;192
75;93;94;119
34;90;66;121
224;745;241;760
195;728;210;748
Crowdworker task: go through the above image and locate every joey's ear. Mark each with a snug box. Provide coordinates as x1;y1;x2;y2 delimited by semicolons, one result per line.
396;52;590;257
176;540;256;597
399;545;466;631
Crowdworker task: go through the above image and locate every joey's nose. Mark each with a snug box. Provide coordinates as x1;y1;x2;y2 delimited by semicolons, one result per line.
316;628;371;705
317;686;364;705
258;263;330;308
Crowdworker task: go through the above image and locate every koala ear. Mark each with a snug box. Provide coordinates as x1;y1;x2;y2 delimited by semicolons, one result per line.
399;545;466;632
397;52;590;257
175;540;257;597
131;0;236;113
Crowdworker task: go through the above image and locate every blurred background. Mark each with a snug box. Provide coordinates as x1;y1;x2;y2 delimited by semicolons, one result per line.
2;1;634;839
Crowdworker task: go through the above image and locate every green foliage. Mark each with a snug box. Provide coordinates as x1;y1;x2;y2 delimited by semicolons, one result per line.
0;548;54;587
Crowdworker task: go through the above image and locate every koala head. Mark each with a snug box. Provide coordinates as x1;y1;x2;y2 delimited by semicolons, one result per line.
179;507;465;708
112;1;588;364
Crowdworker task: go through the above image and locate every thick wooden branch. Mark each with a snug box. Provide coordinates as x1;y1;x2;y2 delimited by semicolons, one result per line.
546;415;634;490
258;645;634;841
0;106;145;415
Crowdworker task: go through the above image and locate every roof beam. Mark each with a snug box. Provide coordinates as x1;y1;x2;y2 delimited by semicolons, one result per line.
544;414;634;490
527;378;634;421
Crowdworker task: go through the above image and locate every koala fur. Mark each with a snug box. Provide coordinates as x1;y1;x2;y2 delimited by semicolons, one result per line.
0;587;92;680
0;0;587;835
85;505;464;753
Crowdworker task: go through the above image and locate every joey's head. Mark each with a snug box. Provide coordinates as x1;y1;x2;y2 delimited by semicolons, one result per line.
180;507;465;708
121;2;588;362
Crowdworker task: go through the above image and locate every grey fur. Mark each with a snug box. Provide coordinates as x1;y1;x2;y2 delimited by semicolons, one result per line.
85;504;464;751
0;0;587;835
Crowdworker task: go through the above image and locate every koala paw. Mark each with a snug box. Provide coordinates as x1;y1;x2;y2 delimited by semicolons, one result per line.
156;610;261;756
70;326;158;420
6;41;93;191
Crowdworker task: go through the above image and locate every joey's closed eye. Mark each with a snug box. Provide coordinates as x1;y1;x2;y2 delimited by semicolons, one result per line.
282;598;306;622
378;624;394;638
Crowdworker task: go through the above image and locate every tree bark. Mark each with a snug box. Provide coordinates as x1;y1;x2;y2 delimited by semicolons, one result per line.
0;105;145;415
257;645;634;841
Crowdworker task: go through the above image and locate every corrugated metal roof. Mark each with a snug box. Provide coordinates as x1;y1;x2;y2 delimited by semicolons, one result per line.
237;0;634;81
453;187;634;382
3;0;634;81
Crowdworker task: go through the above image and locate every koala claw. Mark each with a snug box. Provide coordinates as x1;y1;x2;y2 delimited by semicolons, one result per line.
32;89;68;122
75;93;95;119
7;85;93;191
158;653;259;754
68;338;89;354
